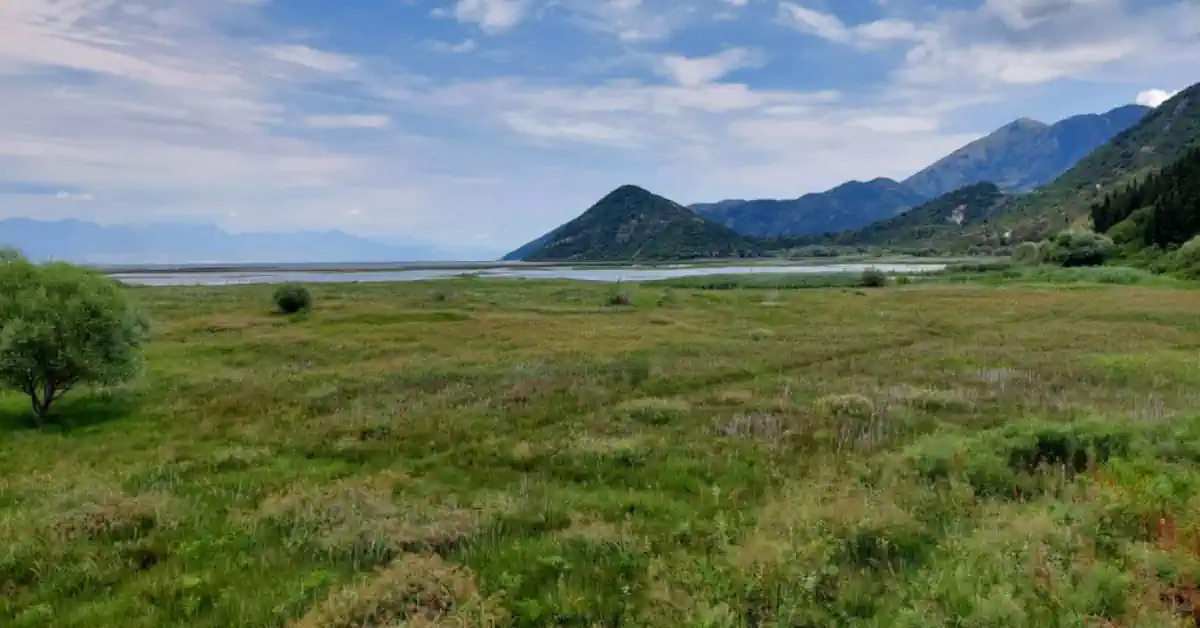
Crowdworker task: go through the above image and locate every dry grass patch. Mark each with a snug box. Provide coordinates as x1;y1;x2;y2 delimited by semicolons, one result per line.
813;393;875;419
254;472;502;563
54;490;175;542
570;435;649;456
886;385;977;414
615;397;691;426
712;412;795;447
293;553;507;628
731;478;926;577
708;388;759;406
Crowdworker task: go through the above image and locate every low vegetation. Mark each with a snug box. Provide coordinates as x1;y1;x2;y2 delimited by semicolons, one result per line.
5;275;1200;626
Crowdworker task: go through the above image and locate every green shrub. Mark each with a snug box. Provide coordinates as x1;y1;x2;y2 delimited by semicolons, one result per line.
1043;230;1117;267
1171;236;1200;279
859;267;888;288
273;284;312;314
1011;241;1043;265
606;291;631;307
0;251;149;424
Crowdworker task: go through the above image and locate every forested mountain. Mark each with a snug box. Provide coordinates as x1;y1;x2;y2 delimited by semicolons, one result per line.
903;105;1150;198
1091;147;1200;249
690;178;927;238
506;185;759;262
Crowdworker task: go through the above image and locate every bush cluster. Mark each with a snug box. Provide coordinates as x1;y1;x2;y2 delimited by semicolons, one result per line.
273;284;313;314
1042;230;1117;267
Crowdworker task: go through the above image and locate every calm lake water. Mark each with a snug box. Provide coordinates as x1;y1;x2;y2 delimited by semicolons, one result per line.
111;263;947;286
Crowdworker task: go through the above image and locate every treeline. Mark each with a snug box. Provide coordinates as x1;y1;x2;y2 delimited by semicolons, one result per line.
1091;147;1200;246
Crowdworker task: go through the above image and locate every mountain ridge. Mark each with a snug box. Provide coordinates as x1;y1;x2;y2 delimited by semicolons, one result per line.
690;177;928;238
902;104;1151;198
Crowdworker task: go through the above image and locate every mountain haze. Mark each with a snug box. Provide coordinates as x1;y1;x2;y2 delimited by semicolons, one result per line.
690;178;927;238
0;219;482;264
903;105;1151;199
505;185;758;262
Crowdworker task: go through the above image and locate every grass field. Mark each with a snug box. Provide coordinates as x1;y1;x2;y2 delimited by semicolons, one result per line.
5;274;1200;627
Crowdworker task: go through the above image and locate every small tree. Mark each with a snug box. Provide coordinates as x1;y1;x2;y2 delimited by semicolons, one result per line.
1172;236;1200;279
1011;241;1044;265
860;267;888;288
0;252;149;425
273;284;312;314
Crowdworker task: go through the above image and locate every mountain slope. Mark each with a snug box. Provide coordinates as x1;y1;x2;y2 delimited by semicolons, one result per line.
508;185;758;262
993;83;1200;240
903;105;1150;198
0;219;475;264
690;178;928;238
817;183;1010;248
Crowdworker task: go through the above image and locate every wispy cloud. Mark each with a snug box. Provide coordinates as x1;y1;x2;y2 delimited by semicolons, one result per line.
303;115;393;129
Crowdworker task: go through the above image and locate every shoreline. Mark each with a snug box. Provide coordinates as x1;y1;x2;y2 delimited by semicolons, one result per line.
94;255;987;275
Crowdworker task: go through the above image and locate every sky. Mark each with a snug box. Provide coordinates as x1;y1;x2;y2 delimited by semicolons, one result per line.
0;0;1197;252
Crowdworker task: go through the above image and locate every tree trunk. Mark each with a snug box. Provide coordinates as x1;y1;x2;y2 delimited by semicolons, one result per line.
30;390;53;428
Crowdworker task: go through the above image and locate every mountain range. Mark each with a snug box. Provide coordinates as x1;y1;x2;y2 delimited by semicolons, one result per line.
673;104;1151;240
505;85;1198;261
0;219;499;265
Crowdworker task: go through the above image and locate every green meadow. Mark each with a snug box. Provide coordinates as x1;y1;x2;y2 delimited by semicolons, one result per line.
5;273;1200;627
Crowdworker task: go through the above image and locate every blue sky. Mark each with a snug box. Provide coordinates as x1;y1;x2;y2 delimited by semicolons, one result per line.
0;0;1196;252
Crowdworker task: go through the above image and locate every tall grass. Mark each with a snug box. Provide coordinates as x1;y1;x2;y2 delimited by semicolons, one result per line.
3;278;1200;625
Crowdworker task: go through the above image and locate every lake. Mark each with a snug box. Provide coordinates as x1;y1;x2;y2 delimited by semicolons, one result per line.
110;262;948;286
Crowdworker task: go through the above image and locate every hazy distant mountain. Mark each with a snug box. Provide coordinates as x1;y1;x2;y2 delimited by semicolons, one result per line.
690;178;928;238
0;218;485;264
903;105;1151;198
504;185;759;262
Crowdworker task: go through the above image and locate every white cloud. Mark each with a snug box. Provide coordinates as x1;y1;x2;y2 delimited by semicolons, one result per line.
656;48;760;86
263;45;359;73
452;0;530;33
1136;88;1178;108
303;115;393;129
778;3;923;48
778;3;850;42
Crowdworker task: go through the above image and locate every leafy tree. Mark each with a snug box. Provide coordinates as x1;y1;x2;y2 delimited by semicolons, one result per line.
0;251;149;425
